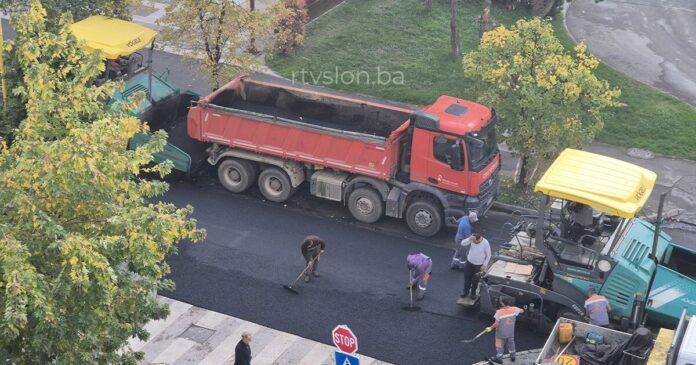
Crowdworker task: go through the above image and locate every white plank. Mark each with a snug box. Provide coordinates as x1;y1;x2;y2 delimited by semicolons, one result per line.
198;322;262;365
250;332;298;365
128;300;192;351
297;342;333;365
150;337;197;364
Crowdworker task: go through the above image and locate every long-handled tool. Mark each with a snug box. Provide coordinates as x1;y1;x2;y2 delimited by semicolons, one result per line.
402;269;422;312
460;327;492;343
282;256;319;294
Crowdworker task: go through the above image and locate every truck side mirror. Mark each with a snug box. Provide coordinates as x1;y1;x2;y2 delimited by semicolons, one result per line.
450;139;464;171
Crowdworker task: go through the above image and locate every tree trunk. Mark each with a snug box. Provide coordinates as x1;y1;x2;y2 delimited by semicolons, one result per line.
480;0;493;36
248;0;258;54
450;0;460;59
425;0;432;11
516;156;528;187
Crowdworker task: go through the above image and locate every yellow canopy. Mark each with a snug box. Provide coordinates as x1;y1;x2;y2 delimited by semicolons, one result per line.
535;149;656;218
69;16;157;59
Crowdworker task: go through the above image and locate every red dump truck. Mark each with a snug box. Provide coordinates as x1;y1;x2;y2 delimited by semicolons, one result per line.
187;73;500;236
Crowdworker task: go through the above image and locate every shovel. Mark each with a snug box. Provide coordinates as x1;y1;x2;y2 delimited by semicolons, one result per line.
282;256;319;294
402;269;422;312
460;327;492;343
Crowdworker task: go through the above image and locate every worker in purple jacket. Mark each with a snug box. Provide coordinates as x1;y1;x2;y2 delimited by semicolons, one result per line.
406;253;432;300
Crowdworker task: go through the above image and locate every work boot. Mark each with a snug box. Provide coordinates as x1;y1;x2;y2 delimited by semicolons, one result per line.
510;354;516;362
304;275;310;283
488;357;502;364
312;270;319;277
417;291;425;301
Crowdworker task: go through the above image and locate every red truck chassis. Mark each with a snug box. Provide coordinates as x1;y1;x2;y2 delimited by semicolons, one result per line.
188;73;500;236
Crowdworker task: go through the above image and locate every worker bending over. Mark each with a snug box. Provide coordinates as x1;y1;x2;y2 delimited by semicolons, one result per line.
301;235;325;283
584;287;611;327
488;297;524;364
406;253;432;300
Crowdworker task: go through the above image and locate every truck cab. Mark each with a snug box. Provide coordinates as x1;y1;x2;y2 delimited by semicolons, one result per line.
474;149;695;329
69;16;206;174
405;96;500;219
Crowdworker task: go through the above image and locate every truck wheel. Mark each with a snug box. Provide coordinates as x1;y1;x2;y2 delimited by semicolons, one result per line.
405;199;443;237
258;167;295;203
348;187;384;223
218;159;257;193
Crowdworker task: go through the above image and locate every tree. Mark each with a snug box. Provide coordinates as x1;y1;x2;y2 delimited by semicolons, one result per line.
273;0;308;56
0;2;205;363
479;0;495;36
425;0;432;11
0;0;134;23
450;0;460;58
0;0;137;142
463;18;622;187
158;0;278;90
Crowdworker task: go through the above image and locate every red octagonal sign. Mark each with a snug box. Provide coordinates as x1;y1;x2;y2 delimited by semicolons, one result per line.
332;325;358;354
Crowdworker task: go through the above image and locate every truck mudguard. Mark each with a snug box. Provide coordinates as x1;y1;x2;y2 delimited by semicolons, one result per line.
344;176;391;202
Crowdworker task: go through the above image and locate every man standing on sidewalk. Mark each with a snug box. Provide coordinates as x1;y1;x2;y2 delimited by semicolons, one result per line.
301;235;325;283
407;252;433;300
234;332;252;365
450;211;478;270
461;234;491;299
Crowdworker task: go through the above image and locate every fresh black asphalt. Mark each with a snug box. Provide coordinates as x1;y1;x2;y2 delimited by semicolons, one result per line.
160;173;546;365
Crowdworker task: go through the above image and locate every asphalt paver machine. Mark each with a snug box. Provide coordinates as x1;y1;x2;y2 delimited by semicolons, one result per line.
465;149;696;331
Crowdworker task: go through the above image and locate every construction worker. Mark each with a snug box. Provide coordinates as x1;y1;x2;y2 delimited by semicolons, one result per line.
406;253;432;300
461;234;491;299
585;287;611;327
488;297;524;364
450;211;478;270
301;235;325;283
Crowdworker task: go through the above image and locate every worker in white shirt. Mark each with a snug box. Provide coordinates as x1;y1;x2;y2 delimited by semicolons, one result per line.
460;234;491;299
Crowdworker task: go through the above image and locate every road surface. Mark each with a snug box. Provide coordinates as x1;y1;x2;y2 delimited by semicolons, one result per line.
160;172;546;365
566;0;696;106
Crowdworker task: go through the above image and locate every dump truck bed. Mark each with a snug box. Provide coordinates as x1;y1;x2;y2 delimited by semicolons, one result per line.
187;73;416;180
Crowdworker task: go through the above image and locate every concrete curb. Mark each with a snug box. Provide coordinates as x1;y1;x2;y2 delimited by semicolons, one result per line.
491;201;537;216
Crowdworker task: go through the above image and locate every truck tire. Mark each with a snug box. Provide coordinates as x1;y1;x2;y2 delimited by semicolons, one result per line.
218;158;257;193
258;167;295;203
348;187;384;223
405;199;443;237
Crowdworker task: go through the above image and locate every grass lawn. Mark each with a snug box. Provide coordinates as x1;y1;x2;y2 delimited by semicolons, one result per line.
269;0;696;160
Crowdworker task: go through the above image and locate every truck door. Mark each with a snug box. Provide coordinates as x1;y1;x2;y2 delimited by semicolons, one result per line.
426;134;466;193
647;244;696;325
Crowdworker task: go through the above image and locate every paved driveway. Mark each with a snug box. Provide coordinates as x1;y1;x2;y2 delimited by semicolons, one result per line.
566;0;696;105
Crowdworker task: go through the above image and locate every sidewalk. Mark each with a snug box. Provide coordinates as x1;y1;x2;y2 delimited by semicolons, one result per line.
129;296;390;365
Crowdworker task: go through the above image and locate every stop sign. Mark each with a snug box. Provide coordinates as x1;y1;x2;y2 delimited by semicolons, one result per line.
332;325;358;354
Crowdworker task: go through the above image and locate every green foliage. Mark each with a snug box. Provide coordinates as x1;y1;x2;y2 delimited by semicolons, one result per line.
158;0;279;89
0;2;205;363
0;0;138;142
272;0;309;56
462;18;621;184
0;0;134;22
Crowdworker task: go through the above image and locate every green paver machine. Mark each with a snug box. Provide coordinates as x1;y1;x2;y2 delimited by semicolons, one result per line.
466;149;696;331
69;16;207;175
